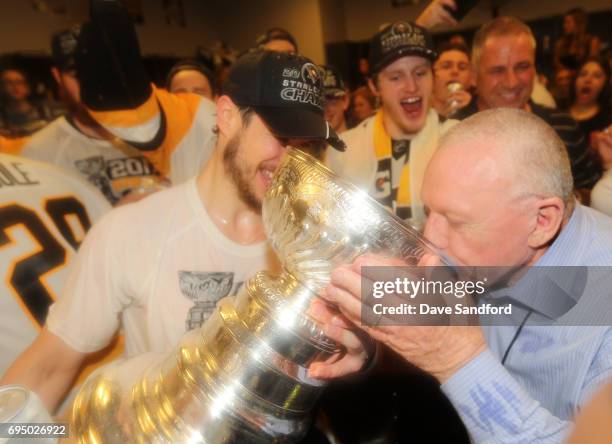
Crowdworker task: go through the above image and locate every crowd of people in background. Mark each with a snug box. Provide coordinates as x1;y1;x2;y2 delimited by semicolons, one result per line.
0;1;611;443
0;7;609;173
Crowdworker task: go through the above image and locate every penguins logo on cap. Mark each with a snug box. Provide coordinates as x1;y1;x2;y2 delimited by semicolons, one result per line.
391;21;410;35
301;63;321;87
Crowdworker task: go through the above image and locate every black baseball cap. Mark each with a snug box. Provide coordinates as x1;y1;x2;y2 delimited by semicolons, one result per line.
369;21;436;74
256;28;298;53
51;26;81;72
223;50;345;151
322;65;346;99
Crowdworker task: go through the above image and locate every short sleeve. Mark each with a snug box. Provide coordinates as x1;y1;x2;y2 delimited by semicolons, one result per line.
46;208;133;353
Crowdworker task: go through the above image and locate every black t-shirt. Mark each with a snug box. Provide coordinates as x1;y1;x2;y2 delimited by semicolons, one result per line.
576;107;611;139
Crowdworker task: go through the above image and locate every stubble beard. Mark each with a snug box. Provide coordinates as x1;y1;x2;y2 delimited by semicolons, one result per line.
223;132;262;213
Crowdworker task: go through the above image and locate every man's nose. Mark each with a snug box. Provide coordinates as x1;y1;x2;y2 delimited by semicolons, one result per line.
423;214;448;250
503;69;520;88
402;75;418;93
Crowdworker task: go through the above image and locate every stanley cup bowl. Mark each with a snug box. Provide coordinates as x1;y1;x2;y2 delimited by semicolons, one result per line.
264;148;444;291
67;148;444;444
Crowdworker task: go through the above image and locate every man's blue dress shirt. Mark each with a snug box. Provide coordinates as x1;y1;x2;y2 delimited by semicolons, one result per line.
441;204;612;443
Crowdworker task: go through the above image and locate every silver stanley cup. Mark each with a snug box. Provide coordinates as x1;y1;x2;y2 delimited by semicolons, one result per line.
67;149;443;443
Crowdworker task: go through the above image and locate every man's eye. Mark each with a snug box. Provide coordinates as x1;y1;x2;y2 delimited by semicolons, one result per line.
516;62;532;72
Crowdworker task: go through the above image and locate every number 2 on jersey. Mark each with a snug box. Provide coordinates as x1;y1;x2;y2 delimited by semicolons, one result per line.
0;197;91;326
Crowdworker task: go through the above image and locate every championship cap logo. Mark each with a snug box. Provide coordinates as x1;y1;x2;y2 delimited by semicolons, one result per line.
392;21;409;35
380;21;426;53
301;63;322;87
324;72;337;88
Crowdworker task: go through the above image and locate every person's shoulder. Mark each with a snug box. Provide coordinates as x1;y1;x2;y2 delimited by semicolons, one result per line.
341;115;374;142
0;152;110;216
596;105;612;126
591;173;612;215
0;152;99;196
531;102;577;126
21;116;70;154
155;87;214;118
108;180;194;232
576;205;612;263
155;89;216;151
440;116;459;133
424;108;456;133
532;103;584;145
585;203;612;228
328;116;374;164
453;96;478;120
192;97;217;131
121;178;188;208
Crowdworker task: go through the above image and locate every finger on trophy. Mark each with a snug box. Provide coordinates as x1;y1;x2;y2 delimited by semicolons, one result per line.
307;298;347;328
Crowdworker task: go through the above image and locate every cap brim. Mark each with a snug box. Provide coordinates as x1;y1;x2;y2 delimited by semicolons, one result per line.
254;106;346;151
324;89;346;99
371;47;437;74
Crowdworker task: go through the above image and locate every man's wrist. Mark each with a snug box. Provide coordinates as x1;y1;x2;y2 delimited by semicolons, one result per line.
433;342;488;383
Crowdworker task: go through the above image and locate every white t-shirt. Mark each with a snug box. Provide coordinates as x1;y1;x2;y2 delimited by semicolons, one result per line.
21;92;217;205
47;179;275;357
0;153;110;374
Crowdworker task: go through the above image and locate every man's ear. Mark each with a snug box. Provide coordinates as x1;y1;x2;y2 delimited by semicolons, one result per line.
527;196;565;249
215;95;239;138
342;92;350;111
367;77;379;98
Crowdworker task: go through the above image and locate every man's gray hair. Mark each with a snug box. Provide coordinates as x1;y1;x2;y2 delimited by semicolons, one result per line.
439;108;574;207
472;16;536;67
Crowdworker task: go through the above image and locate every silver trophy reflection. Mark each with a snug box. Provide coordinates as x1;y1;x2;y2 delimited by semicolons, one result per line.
68;149;443;443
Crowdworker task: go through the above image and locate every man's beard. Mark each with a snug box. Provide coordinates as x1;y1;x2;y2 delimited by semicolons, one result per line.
223;132;262;212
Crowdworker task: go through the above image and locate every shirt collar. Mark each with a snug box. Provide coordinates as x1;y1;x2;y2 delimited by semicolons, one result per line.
486;205;587;320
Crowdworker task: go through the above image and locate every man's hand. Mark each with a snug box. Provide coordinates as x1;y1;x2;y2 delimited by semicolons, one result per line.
307;298;374;379
320;253;487;383
416;0;458;29
444;89;472;117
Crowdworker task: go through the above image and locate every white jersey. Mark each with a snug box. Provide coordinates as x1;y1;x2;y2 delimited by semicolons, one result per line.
0;153;110;375
21;91;217;205
47;179;276;357
325;109;456;228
